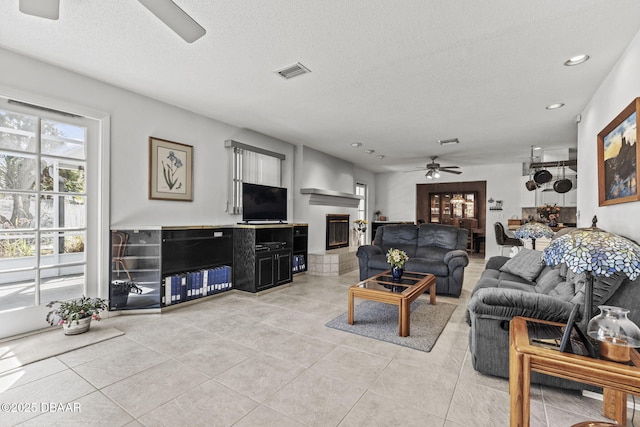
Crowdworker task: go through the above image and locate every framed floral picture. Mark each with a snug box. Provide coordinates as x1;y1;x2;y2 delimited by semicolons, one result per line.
148;137;193;201
597;97;640;206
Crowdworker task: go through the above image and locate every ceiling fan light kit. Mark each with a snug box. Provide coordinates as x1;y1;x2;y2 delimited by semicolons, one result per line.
138;0;206;43
419;156;461;179
19;0;60;20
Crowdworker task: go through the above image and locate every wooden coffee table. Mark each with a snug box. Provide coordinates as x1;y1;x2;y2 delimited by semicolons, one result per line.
348;270;436;337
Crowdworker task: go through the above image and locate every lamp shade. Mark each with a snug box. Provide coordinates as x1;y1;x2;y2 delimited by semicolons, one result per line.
543;222;640;324
514;222;555;239
543;229;640;280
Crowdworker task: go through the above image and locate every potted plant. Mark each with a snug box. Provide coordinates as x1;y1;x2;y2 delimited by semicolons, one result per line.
387;248;409;281
110;279;143;309
46;295;108;335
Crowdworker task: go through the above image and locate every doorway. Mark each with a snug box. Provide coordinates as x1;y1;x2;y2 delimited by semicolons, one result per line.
416;181;487;254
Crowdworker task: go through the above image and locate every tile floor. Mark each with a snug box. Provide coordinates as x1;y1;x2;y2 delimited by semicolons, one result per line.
1;256;639;426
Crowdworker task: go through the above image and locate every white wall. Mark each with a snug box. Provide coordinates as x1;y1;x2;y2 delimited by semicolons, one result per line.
293;146;377;253
375;163;523;258
0;47;294;228
578;29;640;243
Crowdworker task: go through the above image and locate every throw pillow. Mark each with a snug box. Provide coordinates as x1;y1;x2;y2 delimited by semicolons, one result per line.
569;272;625;309
534;268;562;294
499;248;545;282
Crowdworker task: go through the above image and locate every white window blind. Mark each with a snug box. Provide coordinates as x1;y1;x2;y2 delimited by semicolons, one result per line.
225;140;284;214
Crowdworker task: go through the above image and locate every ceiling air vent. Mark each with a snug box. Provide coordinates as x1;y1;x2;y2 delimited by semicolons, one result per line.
275;62;311;79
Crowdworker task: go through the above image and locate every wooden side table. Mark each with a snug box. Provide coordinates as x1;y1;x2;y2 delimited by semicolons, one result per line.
509;316;640;427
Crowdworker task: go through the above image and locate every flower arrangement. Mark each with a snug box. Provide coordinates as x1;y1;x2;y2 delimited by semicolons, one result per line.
46;295;108;326
387;248;409;269
537;204;561;221
354;219;368;233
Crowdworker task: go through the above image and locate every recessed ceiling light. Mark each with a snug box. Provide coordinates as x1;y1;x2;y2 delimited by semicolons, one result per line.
364;149;375;154
546;103;565;110
564;54;590;66
351;142;362;148
377;155;385;159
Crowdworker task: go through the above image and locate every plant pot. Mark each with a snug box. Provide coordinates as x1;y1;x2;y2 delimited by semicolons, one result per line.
110;285;130;309
63;317;92;335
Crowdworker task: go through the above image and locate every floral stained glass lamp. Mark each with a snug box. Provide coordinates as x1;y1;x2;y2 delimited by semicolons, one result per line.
514;222;554;250
543;216;640;361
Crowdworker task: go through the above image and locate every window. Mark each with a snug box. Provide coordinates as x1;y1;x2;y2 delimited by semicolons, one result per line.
226;140;284;214
356;183;366;221
355;183;367;245
0;107;89;313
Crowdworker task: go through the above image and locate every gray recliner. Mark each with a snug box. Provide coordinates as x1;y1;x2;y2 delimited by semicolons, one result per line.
356;223;469;296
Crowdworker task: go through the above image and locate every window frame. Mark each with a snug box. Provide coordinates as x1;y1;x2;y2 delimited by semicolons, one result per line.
225;139;285;215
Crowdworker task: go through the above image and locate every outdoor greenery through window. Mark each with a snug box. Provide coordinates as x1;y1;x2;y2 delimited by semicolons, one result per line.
0;107;87;311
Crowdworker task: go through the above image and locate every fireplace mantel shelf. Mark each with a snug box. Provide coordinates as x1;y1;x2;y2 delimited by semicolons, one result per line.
300;188;362;208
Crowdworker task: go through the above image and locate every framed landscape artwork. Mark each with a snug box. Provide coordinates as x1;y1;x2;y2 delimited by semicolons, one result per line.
597;97;640;206
149;137;193;201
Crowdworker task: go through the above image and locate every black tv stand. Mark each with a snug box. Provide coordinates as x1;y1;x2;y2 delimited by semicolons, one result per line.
238;221;288;225
233;224;294;292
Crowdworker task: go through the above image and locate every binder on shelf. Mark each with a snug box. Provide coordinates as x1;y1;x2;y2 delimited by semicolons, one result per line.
173;275;180;303
163;276;171;306
203;269;209;297
180;274;187;302
224;265;231;290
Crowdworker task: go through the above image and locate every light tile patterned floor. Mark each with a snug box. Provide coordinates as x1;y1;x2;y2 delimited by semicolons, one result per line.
1;256;638;426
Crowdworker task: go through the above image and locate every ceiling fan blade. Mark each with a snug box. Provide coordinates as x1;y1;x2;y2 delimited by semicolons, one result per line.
440;169;462;175
138;0;206;43
440;166;461;169
19;0;59;20
403;168;428;173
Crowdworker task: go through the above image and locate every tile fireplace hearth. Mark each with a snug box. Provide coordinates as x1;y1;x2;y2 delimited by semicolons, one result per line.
307;247;359;277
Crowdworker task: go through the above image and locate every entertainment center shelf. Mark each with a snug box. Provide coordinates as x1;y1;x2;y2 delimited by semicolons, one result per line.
109;226;234;311
109;223;308;311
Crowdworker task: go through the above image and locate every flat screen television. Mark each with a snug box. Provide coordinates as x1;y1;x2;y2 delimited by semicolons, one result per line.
242;183;287;223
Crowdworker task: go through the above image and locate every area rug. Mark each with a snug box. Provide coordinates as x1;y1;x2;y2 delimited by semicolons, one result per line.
0;324;124;374
325;299;457;352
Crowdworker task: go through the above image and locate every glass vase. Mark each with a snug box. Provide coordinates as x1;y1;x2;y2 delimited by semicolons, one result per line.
391;266;403;282
587;306;640;347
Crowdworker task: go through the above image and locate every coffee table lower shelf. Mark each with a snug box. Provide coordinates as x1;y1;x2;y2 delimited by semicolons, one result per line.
348;270;436;337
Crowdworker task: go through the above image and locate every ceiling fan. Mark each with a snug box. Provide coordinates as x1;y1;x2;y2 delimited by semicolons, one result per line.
18;0;206;43
414;156;462;179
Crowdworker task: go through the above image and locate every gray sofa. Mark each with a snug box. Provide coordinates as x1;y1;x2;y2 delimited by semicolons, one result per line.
467;249;640;390
356;223;469;296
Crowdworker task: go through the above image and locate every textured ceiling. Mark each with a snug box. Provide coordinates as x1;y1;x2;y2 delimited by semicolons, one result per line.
1;0;640;172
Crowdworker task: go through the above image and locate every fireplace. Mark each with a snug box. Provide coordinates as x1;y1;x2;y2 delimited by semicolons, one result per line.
326;214;350;250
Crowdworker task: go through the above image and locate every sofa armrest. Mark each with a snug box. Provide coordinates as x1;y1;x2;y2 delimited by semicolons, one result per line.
443;249;469;268
467;287;576;323
484;256;510;271
356;244;384;260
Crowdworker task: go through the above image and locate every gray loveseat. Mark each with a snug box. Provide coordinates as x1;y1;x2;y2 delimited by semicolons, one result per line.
356;223;469;296
467;248;640;390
